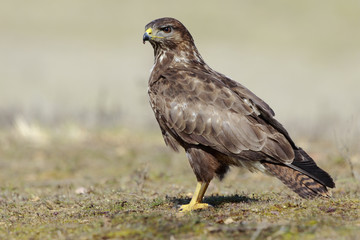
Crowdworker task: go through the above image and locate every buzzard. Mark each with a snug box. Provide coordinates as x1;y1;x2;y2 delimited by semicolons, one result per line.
143;17;335;212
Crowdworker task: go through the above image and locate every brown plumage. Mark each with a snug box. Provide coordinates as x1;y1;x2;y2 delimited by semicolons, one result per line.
143;17;335;210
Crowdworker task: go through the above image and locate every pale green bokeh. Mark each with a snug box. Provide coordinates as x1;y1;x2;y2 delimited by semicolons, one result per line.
1;0;359;137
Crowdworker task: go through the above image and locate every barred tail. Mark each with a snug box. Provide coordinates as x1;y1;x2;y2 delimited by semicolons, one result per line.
262;148;335;198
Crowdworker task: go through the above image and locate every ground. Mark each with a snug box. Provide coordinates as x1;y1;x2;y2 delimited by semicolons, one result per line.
0;124;359;239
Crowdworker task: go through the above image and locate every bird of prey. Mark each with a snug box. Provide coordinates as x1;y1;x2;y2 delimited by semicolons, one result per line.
143;17;335;212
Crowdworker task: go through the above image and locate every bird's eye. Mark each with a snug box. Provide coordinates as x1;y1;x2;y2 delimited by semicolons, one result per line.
161;26;172;33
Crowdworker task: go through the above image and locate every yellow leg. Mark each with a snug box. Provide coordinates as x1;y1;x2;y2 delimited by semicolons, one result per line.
179;182;211;212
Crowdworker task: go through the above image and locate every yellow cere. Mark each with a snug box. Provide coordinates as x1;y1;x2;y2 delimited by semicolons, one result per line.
145;27;164;39
146;28;152;34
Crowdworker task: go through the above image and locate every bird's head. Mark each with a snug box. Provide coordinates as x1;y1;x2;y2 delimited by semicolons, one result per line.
143;17;194;49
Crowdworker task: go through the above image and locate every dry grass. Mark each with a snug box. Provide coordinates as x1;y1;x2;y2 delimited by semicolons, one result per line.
0;125;359;239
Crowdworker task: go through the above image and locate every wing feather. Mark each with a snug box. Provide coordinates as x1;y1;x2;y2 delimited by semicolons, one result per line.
150;69;295;163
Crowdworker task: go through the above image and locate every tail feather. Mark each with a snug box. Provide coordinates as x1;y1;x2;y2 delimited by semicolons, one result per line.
292;148;335;188
262;148;335;198
262;162;329;198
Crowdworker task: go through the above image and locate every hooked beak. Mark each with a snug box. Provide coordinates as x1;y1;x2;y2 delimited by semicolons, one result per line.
143;28;152;44
143;32;151;44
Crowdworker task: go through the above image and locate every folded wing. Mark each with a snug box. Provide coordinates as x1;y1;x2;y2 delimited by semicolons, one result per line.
150;69;295;164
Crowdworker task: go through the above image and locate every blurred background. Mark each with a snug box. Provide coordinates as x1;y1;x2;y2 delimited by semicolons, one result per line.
1;0;359;141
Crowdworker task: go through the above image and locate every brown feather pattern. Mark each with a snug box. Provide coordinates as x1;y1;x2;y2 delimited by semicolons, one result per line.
144;17;335;198
262;161;330;198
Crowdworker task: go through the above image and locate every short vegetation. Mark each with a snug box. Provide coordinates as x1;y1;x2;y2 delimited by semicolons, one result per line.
0;123;359;239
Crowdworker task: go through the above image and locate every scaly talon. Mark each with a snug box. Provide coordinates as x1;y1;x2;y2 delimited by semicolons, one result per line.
178;182;210;212
179;202;211;212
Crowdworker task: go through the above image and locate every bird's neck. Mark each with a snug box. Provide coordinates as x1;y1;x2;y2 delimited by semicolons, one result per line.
152;42;209;71
148;42;218;87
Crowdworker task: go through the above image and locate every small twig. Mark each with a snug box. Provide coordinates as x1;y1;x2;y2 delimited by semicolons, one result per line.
251;222;267;240
134;162;149;192
342;146;356;180
334;119;359;182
